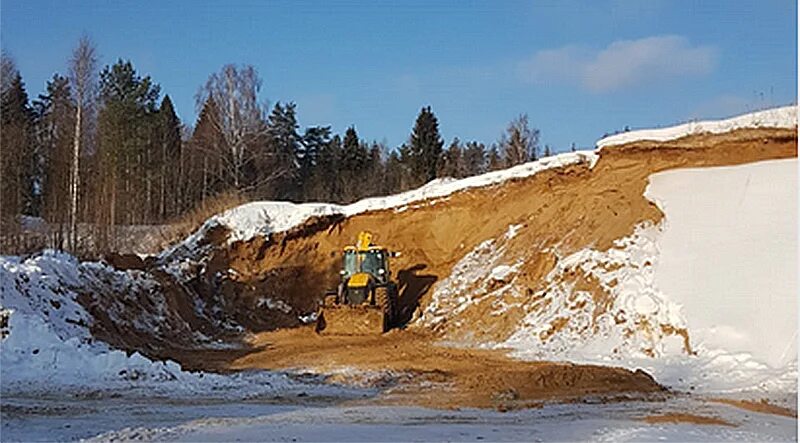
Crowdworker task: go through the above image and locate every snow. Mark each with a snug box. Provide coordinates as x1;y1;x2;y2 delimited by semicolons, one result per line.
500;224;689;361
171;151;598;249
0;251;184;386
645;158;798;385
0;251;357;402
83;398;797;443
500;158;798;395
645;158;797;369
597;105;797;148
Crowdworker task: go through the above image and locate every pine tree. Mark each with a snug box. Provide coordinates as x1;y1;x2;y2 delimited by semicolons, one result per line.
188;97;224;205
1;72;37;224
310;134;343;201
97;59;161;229
300;125;331;200
156;94;181;219
35;74;75;248
487;144;504;171
383;150;404;195
543;144;552;157
339;126;369;202
408;106;443;186
366;141;386;195
264;102;301;199
438;138;465;178
462;141;486;176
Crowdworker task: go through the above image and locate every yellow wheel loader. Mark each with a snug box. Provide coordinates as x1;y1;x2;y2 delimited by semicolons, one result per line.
317;232;399;335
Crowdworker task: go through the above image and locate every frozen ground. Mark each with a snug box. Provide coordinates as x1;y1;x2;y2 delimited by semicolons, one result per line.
59;397;795;442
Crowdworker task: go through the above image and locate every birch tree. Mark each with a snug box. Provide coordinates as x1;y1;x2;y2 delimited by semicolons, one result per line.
501;113;540;167
67;36;97;251
195;64;267;191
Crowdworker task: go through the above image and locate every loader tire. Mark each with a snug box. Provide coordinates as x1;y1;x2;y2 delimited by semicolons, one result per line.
375;286;394;332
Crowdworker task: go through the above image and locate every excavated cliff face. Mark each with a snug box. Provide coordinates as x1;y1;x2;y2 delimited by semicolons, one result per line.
106;126;793;367
72;125;797;365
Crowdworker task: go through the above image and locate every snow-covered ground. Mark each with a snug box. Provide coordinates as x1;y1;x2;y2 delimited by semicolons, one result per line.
596;105;797;148
81;398;796;442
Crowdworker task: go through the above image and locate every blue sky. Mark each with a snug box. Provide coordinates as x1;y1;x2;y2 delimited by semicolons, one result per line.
1;0;796;151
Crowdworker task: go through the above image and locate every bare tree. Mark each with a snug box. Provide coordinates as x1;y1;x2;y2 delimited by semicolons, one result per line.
501;113;540;167
67;36;97;251
1;50;16;94
195;64;268;190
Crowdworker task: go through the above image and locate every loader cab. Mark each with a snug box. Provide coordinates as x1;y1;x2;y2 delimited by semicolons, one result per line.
341;247;391;284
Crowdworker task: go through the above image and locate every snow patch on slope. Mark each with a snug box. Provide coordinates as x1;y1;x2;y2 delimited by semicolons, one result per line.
502;224;688;361
597;105;797;148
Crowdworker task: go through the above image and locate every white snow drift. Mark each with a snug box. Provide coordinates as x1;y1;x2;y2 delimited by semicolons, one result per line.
597;105;797;148
0;251;182;386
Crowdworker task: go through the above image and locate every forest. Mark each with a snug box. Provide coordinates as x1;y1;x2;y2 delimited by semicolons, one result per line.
0;37;555;256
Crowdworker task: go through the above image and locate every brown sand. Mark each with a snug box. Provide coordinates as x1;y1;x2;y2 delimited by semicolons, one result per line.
643;413;735;427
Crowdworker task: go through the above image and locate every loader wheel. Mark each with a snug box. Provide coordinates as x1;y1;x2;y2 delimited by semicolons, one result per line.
375;286;394;332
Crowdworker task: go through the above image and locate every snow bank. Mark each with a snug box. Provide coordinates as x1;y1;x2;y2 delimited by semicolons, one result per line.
645;158;797;388
172;151;598;249
596;105;797;148
0;252;179;386
501;158;798;394
0;252;343;398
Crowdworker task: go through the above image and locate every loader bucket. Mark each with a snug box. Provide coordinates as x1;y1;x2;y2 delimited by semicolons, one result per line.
317;304;387;335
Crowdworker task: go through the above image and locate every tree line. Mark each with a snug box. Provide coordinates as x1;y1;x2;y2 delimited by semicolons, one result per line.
1;37;549;255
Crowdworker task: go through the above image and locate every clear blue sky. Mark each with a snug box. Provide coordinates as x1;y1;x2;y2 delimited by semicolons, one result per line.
1;0;796;151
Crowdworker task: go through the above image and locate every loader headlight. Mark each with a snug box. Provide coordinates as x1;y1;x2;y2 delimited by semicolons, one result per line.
378;269;385;275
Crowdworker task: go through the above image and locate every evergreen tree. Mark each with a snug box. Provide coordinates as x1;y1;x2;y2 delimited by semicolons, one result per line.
383;150;404;195
543;144;552;157
264;102;301;199
189;97;224;204
309;134;343;201
97;59;161;227
1;72;37;222
156;94;182;219
487;144;504;171
462;141;486;176
300;125;331;200
438;137;465;178
366;141;386;195
339;126;369;202
35;74;75;248
408;106;443;186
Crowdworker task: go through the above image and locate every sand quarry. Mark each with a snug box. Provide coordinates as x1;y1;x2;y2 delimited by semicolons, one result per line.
96;125;796;411
2;108;797;440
